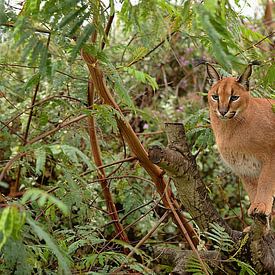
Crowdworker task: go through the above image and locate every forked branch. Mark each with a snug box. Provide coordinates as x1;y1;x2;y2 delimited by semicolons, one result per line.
81;50;199;248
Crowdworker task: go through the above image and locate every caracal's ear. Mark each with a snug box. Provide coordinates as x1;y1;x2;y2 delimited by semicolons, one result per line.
237;61;260;90
206;63;221;84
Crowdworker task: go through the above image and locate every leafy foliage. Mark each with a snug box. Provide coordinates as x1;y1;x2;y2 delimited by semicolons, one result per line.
205;223;234;252
0;0;274;273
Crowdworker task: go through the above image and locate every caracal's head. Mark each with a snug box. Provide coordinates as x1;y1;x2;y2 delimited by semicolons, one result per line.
206;63;255;120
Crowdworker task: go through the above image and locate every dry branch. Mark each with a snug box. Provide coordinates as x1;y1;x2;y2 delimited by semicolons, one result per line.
81;50;199;248
86;80;129;243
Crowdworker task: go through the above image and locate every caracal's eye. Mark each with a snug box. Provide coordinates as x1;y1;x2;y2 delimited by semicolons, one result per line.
211;95;219;101
230;95;240;101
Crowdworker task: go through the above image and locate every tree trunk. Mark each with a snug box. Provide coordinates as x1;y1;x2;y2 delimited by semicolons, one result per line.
149;123;275;273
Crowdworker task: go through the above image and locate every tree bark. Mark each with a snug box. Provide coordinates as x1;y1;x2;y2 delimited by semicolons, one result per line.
149;123;275;273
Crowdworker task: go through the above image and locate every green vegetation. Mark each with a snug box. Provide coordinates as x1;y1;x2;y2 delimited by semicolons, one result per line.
0;0;274;273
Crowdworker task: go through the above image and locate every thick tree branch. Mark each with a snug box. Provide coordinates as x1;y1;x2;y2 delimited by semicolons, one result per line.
149;122;275;273
149;123;237;239
154;247;220;275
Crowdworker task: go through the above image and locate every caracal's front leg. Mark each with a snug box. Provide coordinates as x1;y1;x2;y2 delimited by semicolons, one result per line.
248;158;275;216
241;176;257;204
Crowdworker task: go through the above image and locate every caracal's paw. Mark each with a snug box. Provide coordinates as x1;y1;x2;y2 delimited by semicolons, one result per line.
248;201;272;217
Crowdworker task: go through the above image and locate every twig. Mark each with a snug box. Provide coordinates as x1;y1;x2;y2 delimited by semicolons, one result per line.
127;211;170;258
120;199;155;222
0;120;24;141
101;14;114;50
0;63;88;82
35;203;54;221
27;114;87;145
127;31;178;67
1;22;51;34
235;31;274;56
0;153;27;182
80;156;136;176
23;81;40;144
1;94;87;132
112;210;170;274
106;129;127;178
88;174;156;187
92;197;164;269
136;130;164;136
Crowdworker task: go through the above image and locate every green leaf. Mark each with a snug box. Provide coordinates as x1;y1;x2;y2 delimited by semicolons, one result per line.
0;0;7;24
186;254;213;274
124;67;158;91
69;12;90;35
34;147;46;175
21;188;69;215
58;5;88;29
22;0;41;15
0;206;25;250
23;74;40;91
27;217;71;274
263;64;275;87
71;23;95;60
0;207;10;249
234;259;257;275
60;145;94;170
128;47;147;65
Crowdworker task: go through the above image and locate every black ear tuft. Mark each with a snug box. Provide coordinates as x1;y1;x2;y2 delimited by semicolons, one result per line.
237;61;260;90
205;63;221;84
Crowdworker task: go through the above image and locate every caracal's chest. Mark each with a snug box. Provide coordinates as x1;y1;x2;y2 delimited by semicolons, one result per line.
211;112;265;179
218;148;262;179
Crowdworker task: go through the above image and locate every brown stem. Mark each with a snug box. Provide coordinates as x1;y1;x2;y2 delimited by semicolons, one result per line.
127;31;178;67
127;211;170;258
0;120;24;141
236;31;274;56
86;80;129;243
0;153;27;183
27;114;87;145
81;50;198;247
11;80;40;195
1;22;51;34
101;14;114;50
164;183;209;275
112;210;171;274
80;156;136;176
23;82;40;144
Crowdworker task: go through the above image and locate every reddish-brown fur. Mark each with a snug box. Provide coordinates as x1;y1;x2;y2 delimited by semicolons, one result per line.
207;64;275;216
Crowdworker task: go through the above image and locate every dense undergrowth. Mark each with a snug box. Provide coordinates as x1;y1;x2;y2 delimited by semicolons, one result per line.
0;0;274;273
